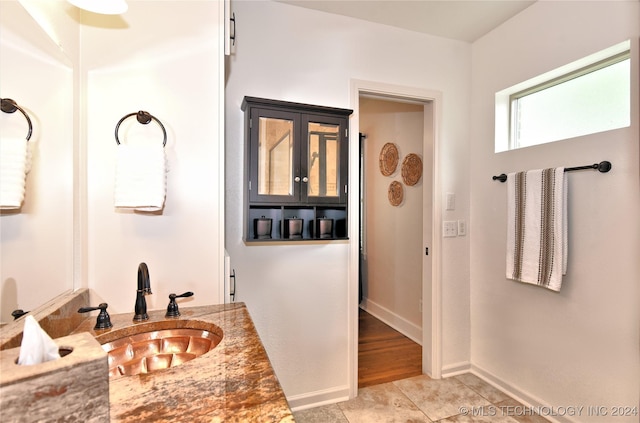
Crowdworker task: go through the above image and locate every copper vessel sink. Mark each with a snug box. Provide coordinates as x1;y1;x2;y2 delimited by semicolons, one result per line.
97;320;223;379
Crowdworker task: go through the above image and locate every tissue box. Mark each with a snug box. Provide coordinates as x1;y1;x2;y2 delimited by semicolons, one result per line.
0;332;109;422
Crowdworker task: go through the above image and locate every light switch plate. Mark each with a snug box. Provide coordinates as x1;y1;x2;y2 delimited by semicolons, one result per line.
446;192;455;211
443;221;457;237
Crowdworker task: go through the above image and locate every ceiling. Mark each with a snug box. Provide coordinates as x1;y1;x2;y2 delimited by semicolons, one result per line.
277;0;536;43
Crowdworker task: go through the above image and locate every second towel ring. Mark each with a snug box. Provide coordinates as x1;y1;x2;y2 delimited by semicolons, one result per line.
1;98;33;141
115;111;167;147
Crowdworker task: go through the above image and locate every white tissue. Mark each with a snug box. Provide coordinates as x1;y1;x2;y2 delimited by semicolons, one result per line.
17;315;60;365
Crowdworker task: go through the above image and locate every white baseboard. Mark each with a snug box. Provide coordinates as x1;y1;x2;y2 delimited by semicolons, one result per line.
470;364;574;423
442;361;471;378
287;385;350;412
360;299;422;345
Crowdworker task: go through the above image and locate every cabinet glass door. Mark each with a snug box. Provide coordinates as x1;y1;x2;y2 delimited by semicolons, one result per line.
249;108;300;203
307;121;340;199
258;116;294;196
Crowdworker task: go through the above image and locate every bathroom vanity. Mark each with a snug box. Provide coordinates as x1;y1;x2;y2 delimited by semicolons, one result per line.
80;303;293;422
0;291;293;422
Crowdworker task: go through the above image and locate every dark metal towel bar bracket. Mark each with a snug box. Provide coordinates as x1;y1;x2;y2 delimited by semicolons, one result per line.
230;13;236;46
1;98;33;140
492;161;612;182
115;110;167;147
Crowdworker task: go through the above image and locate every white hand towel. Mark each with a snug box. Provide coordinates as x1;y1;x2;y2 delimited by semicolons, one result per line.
506;167;567;291
0;137;30;210
114;144;167;211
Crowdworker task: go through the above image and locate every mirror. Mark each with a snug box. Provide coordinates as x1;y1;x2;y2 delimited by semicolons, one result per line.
307;122;340;198
0;1;75;324
258;116;294;196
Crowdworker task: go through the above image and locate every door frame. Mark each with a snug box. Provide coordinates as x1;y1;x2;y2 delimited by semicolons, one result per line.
348;79;443;398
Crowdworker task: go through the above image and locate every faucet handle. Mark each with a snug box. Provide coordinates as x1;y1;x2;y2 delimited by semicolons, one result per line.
165;292;194;318
11;309;29;320
78;303;113;330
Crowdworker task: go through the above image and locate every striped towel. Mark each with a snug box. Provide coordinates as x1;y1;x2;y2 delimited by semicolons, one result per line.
506;167;568;291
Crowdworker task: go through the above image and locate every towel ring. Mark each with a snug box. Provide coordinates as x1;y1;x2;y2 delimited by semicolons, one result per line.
115;110;167;147
1;98;33;141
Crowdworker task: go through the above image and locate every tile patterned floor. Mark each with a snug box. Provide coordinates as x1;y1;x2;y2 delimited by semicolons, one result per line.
293;373;550;423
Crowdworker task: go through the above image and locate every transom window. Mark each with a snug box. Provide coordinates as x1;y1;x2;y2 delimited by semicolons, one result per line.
495;40;631;152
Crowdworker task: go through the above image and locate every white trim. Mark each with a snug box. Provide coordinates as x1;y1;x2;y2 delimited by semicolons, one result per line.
217;0;226;303
287;385;350;412
349;79;444;400
429;90;443;380
441;361;471;378
223;0;231;56
360;300;422;345
348;83;362;400
470;365;569;423
74;17;87;292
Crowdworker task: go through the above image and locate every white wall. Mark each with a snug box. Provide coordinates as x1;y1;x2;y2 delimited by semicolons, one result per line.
360;97;424;341
81;1;224;312
0;1;75;322
470;2;639;421
225;1;471;407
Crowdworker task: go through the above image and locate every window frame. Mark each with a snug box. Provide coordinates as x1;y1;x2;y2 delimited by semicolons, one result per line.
495;39;631;153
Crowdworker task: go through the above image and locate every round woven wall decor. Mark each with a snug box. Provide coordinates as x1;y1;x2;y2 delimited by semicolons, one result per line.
401;153;423;186
379;143;399;176
388;181;403;206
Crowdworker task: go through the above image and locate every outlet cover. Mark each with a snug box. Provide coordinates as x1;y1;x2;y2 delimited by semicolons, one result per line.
457;220;467;236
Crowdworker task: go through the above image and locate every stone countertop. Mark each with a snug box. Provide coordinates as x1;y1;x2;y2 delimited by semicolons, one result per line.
72;302;294;422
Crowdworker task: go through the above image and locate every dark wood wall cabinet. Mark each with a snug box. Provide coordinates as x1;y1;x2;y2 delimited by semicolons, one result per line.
242;96;352;242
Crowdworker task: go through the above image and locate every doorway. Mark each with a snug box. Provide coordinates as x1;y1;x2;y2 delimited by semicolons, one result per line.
349;80;442;398
358;95;426;386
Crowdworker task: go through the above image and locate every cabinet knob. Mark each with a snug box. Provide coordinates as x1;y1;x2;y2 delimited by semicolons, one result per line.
302;176;309;183
294;176;301;183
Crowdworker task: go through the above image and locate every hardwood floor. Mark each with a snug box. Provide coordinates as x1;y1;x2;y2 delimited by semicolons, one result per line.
358;308;422;389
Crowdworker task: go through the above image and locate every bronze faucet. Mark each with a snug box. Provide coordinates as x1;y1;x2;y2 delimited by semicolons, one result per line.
134;262;152;321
